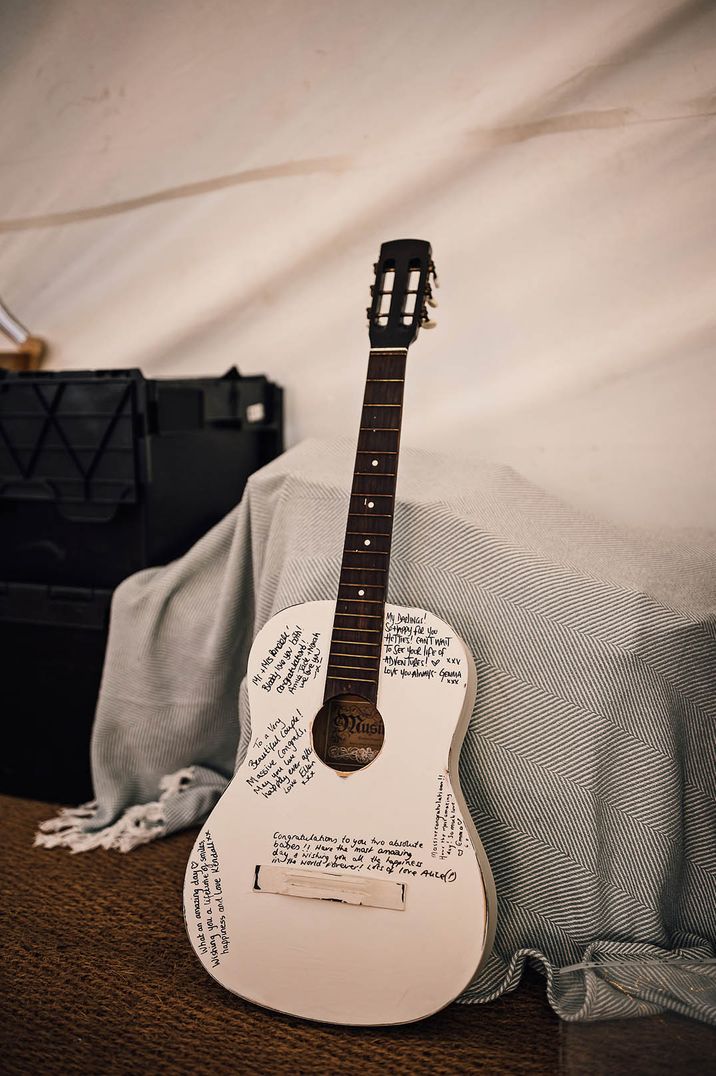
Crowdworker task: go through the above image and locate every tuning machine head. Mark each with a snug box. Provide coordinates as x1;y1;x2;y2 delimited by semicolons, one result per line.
420;306;437;329
424;259;439;310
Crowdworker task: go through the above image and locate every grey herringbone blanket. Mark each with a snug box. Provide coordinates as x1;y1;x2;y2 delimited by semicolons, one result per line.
37;439;716;1024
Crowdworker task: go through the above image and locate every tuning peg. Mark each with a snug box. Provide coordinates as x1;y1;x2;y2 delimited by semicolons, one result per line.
429;260;440;289
366;306;373;322
369;285;375;297
421;307;437;329
425;283;438;309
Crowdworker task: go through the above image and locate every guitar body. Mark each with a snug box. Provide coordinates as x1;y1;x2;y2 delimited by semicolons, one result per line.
183;600;496;1026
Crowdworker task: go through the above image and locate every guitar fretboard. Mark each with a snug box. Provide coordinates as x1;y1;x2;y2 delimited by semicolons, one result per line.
324;347;408;704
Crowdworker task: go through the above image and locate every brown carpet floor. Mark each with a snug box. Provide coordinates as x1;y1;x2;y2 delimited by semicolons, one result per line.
2;793;714;1075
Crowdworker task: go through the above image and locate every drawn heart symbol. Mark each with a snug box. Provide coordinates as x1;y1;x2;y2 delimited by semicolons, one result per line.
431;659;441;666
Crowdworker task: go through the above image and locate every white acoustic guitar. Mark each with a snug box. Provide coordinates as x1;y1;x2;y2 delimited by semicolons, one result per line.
183;239;496;1025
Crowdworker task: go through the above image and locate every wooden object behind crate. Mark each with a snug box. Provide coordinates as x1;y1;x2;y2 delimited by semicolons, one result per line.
0;335;46;371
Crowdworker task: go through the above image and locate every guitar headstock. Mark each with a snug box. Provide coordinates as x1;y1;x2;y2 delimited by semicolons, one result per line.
366;239;438;348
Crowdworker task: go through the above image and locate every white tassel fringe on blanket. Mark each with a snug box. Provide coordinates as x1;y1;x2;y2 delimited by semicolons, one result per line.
35;768;196;853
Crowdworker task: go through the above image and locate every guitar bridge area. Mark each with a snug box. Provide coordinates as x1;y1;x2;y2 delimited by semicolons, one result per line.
253;865;406;911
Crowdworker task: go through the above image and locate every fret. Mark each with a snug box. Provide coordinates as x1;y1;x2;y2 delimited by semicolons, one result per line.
337;599;386;606
325;673;377;684
328;639;381;647
348;512;392;519
331;651;381;660
331;615;383;624
328;663;379;674
345;546;391;554
331;626;383;634
346;530;391;536
337;600;384;608
338;598;384;605
341;565;387;573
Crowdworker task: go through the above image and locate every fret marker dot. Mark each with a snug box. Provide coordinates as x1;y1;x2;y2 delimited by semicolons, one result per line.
364;539;371;546
367;501;374;508
371;459;379;467
358;589;365;596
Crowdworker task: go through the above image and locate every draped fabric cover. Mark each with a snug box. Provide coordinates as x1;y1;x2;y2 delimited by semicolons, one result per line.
1;1;715;530
37;441;716;1024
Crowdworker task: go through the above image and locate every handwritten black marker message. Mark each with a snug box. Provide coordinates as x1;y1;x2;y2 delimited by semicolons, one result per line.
383;610;462;685
251;624;322;695
432;774;467;859
272;831;457;884
245;709;316;799
188;829;230;968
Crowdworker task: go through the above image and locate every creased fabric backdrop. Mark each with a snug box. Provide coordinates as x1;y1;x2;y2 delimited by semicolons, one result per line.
1;0;714;529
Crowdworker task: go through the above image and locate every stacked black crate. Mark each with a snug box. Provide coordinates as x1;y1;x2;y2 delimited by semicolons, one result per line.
0;367;282;803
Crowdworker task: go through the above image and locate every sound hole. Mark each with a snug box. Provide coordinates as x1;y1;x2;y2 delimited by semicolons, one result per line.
312;694;385;774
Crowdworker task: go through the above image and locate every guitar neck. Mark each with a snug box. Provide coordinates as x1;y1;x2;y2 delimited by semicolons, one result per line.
324;346;408;704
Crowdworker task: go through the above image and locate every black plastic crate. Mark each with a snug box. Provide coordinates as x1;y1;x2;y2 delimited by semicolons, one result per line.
0;582;111;802
0;366;282;587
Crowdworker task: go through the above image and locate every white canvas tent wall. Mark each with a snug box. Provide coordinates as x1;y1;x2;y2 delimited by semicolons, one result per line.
1;0;714;529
